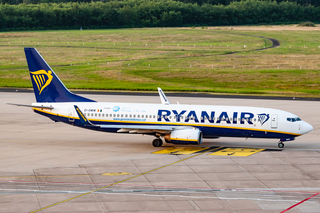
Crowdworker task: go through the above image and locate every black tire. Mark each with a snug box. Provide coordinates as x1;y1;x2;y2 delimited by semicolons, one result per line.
152;138;163;147
278;142;284;148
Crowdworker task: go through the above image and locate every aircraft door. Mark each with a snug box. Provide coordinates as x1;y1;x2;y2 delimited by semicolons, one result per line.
68;108;74;122
271;114;278;129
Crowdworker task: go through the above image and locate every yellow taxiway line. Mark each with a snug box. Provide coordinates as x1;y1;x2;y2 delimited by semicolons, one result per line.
29;149;213;213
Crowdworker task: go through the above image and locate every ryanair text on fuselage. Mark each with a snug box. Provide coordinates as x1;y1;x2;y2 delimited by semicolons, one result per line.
157;109;267;125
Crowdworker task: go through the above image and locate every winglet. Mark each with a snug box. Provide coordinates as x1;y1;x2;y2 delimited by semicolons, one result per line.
74;105;96;127
157;87;170;105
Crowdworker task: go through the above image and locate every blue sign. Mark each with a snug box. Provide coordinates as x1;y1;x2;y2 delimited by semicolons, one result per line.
113;106;120;112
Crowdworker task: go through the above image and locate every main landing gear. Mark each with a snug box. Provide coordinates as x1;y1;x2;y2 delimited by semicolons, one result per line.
152;138;163;147
278;142;284;148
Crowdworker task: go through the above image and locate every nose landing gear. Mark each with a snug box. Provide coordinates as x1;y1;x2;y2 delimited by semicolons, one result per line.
152;138;163;147
278;137;294;148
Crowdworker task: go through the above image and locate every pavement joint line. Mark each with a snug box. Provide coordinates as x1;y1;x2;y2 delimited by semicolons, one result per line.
29;149;212;213
280;192;320;213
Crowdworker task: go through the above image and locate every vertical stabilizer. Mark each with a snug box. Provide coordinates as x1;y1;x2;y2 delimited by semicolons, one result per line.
25;48;95;103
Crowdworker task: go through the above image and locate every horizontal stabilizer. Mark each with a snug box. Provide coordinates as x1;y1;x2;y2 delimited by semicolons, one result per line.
7;103;54;109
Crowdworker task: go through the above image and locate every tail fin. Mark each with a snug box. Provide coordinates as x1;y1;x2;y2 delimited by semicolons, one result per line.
24;47;95;103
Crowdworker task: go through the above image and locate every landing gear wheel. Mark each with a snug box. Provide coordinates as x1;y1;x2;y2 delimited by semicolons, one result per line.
152;138;163;147
278;142;284;148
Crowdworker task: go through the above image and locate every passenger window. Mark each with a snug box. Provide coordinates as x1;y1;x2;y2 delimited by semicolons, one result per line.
141;115;144;118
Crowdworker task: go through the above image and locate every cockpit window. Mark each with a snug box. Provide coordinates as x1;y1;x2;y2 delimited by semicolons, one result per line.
287;117;301;122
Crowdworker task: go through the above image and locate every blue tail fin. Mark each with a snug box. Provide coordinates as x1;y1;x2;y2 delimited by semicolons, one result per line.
24;47;95;103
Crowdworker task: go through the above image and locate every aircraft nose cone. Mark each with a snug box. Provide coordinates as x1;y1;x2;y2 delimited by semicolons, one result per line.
303;122;313;134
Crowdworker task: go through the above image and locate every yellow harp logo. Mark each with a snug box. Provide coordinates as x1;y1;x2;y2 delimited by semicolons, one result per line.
30;70;53;95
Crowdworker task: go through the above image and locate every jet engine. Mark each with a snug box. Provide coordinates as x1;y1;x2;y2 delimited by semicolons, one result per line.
164;128;203;145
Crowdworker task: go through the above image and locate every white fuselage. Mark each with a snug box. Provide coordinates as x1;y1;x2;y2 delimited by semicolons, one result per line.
32;102;312;139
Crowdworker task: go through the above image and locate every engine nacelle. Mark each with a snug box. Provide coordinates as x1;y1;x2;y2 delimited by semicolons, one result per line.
164;128;203;145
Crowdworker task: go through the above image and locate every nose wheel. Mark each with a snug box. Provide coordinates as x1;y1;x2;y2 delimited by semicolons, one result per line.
152;138;163;147
278;142;284;148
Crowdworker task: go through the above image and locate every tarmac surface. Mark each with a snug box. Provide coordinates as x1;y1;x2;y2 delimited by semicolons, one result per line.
1;91;320;213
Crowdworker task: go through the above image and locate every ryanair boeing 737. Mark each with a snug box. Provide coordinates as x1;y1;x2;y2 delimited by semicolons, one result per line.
9;48;313;148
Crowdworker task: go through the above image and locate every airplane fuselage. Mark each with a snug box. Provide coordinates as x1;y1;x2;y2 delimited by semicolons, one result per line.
32;102;310;139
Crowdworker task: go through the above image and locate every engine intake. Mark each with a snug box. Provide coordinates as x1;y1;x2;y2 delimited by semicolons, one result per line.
164;128;203;145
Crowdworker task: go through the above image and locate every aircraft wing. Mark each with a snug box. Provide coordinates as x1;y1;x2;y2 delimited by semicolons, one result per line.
74;105;174;134
103;125;173;133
